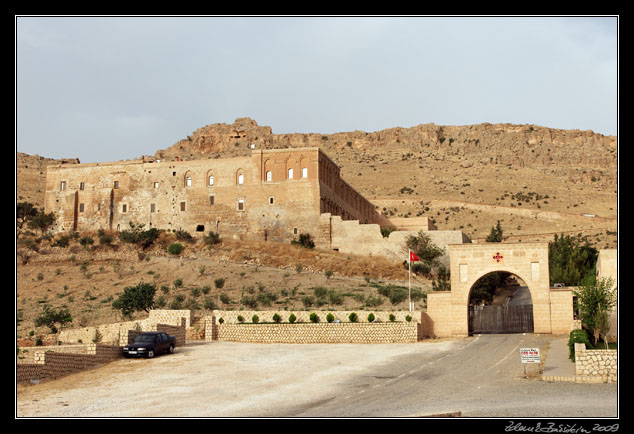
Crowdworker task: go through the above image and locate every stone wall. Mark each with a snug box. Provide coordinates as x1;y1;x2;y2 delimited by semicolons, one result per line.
212;322;418;344
322;212;468;263
58;310;191;345
574;343;617;383
16;343;123;383
204;310;421;343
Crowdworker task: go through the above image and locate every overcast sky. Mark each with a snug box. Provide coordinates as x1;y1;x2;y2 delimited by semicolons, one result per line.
16;16;618;163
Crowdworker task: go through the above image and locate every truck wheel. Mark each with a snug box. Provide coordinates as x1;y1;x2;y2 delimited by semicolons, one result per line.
169;345;174;354
147;350;154;358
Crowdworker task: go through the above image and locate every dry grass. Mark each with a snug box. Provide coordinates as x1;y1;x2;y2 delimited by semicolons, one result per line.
16;232;427;343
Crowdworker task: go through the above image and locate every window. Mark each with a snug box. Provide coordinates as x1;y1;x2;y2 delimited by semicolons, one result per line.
180;202;186;212
208;175;214;186
150;203;156;213
186;176;192;187
114;181;119;189
238;173;244;185
288;168;293;179
209;195;215;205
79;203;84;213
302;167;308;178
293;227;298;235
79;182;85;191
269;196;275;205
266;171;272;182
196;225;205;232
154;182;159;189
122;204;127;213
60;181;66;191
237;199;244;211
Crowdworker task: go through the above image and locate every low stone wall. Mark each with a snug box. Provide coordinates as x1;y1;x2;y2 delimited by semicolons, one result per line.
574;343;618;383
205;310;421;343
58;310;191;345
16;344;123;383
212;322;418;344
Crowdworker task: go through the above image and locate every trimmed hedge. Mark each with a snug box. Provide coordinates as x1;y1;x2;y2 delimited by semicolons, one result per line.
568;329;592;362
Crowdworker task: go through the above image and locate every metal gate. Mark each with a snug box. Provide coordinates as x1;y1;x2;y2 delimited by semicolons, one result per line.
469;305;534;334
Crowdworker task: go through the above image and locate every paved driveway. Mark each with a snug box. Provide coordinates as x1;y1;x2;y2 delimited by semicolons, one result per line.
16;335;618;418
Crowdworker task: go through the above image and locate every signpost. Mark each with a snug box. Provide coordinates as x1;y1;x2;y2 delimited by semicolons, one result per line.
520;348;540;377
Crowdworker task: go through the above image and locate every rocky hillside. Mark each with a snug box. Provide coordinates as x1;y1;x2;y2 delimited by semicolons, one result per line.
155;117;616;176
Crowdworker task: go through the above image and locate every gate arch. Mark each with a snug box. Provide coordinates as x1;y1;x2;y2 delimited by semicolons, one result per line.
467;270;534;334
425;242;573;337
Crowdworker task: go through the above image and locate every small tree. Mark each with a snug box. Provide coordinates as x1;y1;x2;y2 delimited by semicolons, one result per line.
486;220;504;242
595;304;612;349
431;265;451;291
112;282;156;318
405;231;445;267
34;305;72;333
573;277;616;346
27;209;56;236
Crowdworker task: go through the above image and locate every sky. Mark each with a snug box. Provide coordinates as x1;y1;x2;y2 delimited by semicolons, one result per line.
16;16;618;163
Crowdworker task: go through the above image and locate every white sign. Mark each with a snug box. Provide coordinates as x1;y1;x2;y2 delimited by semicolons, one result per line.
520;348;540;364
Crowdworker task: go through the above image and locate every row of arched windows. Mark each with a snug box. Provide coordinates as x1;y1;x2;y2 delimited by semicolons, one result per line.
181;169;245;188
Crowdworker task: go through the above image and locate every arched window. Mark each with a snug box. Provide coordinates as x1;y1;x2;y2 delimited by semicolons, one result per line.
288;168;293;179
236;169;245;185
184;171;193;187
208;175;214;186
302;167;308;178
266;171;272;182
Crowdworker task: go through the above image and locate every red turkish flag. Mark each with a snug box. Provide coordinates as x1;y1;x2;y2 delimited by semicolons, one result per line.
410;251;420;262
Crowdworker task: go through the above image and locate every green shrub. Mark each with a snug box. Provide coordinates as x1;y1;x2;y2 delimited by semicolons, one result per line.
348;312;358;323
272;313;282;323
289;313;297;324
237;315;244;323
291;233;315;249
203;298;217;310
405;315;412;322
167;243;184;255
326;313;335;323
367;313;375;323
203;231;221;247
309;312;320;323
214;278;226;289
251;314;259;324
174;229;193;242
219;293;231;304
389;314;396;322
568;329;592;361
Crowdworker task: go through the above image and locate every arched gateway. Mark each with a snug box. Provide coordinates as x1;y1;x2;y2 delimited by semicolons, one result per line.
425;242;576;338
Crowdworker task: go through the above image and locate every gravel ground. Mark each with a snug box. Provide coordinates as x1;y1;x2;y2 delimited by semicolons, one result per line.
16;335;619;419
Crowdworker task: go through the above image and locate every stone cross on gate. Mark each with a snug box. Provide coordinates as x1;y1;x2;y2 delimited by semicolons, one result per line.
493;252;503;263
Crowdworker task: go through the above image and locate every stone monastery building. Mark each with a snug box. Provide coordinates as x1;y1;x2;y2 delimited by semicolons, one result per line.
45;147;466;260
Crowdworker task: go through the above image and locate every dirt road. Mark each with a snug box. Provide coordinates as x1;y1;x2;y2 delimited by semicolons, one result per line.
16;335;618;418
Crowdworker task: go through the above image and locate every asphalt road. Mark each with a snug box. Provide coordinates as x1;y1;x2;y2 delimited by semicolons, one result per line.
16;334;618;419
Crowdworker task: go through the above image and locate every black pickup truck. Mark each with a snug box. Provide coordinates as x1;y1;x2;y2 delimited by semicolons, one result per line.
123;332;176;358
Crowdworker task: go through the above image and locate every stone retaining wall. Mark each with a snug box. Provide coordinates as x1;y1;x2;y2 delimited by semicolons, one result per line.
574;343;617;383
205;310;421;343
211;322;419;344
16;343;123;383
